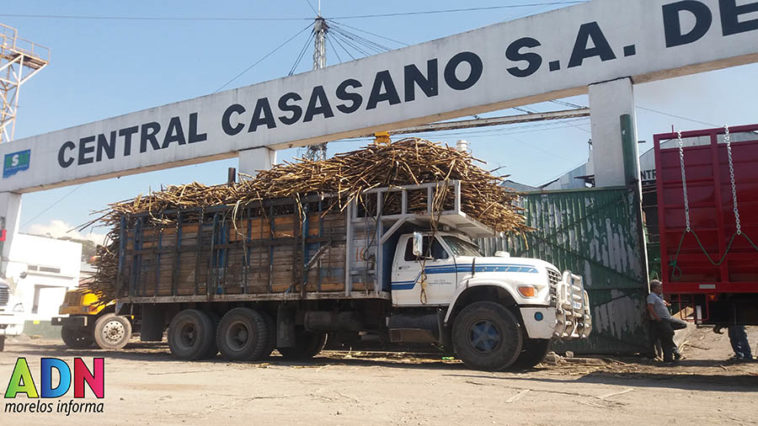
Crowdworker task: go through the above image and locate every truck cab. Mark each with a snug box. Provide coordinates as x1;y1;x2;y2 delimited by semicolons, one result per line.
388;230;591;370
0;278;25;351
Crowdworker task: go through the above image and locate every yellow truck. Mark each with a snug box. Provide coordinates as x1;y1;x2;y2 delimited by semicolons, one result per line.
52;288;132;350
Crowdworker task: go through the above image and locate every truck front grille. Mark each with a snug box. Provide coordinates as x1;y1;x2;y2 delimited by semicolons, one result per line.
547;269;561;286
547;268;560;307
0;287;8;306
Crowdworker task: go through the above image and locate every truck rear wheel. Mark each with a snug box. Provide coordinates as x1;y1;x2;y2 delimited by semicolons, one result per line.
61;325;95;349
216;308;270;361
94;314;132;350
168;309;216;360
452;301;523;371
510;338;551;370
278;330;327;360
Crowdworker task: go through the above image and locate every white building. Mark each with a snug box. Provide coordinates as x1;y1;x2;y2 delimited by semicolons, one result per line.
5;234;82;322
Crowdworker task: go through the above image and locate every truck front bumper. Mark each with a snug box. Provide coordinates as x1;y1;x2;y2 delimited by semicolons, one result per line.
520;271;592;340
0;314;25;336
51;316;90;328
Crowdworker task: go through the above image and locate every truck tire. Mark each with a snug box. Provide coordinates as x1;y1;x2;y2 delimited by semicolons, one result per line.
278;330;327;360
510;338;551;370
168;309;216;360
94;314;132;350
61;325;95;349
0;336;5;351
452;301;523;371
216;308;270;361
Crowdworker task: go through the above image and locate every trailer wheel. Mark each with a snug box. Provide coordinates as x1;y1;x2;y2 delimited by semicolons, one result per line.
278;330;327;360
510;338;551;370
61;325;95;349
94;314;132;350
168;309;216;360
216;308;269;361
452;301;522;371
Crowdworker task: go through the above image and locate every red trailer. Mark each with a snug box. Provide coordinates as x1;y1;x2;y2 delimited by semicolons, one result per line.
655;124;758;326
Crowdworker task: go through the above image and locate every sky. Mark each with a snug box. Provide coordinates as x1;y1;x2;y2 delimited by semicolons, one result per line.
3;0;758;244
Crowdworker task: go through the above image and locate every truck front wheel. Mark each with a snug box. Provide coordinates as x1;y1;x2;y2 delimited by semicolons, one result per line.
278;330;326;360
452;301;523;371
61;325;95;349
168;309;216;360
511;338;551;370
216;308;271;361
94;314;132;350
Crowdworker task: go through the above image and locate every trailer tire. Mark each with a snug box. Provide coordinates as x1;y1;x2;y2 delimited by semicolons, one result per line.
94;314;132;350
168;309;216;360
0;336;5;352
216;308;269;361
61;325;95;349
510;338;551;370
452;301;522;371
278;330;327;360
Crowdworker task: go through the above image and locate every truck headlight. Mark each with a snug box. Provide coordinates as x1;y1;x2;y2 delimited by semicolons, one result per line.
13;303;24;312
517;286;536;298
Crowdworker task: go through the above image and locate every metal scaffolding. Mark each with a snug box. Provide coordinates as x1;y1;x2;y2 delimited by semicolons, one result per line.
0;23;49;143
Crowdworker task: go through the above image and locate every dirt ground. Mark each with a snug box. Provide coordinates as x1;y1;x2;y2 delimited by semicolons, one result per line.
1;326;756;425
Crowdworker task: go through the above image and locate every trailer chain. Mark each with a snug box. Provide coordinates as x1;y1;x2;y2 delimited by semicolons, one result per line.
724;126;741;235
669;126;758;281
676;131;691;232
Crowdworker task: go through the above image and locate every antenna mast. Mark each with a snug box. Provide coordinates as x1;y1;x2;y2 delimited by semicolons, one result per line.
305;5;328;161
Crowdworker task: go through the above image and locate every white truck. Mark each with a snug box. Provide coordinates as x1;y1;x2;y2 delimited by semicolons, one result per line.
0;278;25;351
109;180;592;370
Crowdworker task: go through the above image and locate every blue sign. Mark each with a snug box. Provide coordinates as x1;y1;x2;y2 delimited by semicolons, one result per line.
3;150;31;178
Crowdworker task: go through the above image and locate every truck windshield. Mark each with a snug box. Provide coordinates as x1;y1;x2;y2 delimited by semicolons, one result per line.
442;236;482;257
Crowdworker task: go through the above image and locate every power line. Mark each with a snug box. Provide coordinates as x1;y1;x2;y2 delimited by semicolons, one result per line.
0;13;312;22
289;31;316;76
329;2;585;19
0;2;584;23
328;20;409;47
22;185;83;227
304;0;318;15
636;105;718;127
214;22;313;93
326;35;344;64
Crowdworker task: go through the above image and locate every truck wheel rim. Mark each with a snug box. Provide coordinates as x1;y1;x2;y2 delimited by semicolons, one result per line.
102;320;125;344
470;320;501;353
179;323;197;347
225;321;250;351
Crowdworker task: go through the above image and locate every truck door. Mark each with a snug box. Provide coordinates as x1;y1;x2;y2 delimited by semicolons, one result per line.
392;235;455;306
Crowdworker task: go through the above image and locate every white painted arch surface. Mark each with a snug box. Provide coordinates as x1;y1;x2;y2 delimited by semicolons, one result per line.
0;0;756;193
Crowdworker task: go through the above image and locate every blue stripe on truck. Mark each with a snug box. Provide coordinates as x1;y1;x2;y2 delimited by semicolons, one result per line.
391;264;538;290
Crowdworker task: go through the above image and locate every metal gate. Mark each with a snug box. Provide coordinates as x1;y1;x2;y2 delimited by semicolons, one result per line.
480;186;652;355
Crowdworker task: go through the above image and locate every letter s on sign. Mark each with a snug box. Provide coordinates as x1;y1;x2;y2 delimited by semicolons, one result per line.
506;37;543;78
58;141;76;168
10;155;19;167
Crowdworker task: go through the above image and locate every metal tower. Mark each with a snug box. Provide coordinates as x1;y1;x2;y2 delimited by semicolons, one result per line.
305;10;328;161
0;23;49;143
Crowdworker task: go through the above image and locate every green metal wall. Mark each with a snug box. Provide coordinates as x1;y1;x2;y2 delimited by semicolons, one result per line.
480;187;652;355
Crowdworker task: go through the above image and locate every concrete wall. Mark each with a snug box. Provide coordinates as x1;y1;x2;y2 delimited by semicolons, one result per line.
5;234;81;322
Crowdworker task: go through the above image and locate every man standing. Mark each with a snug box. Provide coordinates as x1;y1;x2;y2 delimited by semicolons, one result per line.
647;280;687;363
727;325;753;361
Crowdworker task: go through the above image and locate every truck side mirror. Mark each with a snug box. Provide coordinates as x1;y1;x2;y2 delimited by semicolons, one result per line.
412;232;423;258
